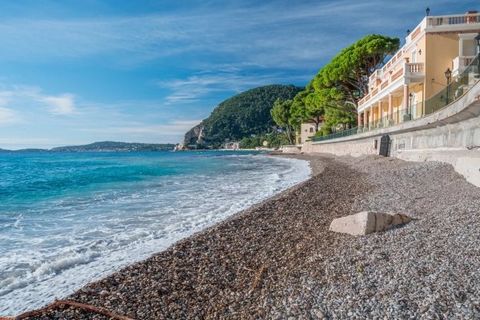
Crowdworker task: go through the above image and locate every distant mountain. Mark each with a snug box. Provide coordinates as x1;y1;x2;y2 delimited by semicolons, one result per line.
51;141;175;152
0;141;175;153
0;148;48;153
183;85;303;149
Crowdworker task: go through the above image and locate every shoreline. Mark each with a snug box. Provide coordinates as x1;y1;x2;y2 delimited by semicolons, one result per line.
0;152;310;316
13;153;480;319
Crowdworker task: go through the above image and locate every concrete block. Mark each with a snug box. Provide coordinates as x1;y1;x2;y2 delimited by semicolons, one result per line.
329;211;411;236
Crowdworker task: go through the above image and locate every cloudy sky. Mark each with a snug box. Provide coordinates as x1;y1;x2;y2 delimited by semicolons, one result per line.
0;0;477;149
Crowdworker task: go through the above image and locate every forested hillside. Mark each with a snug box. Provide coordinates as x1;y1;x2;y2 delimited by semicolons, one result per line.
183;85;302;148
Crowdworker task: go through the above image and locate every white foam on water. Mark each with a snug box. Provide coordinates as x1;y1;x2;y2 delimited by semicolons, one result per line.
0;154;310;315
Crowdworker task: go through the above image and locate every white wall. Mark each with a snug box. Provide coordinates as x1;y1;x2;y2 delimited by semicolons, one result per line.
300;80;480;186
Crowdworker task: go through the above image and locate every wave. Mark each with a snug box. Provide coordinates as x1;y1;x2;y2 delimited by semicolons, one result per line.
0;153;310;314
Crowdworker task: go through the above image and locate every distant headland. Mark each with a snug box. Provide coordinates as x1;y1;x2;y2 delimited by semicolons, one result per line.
0;141;176;153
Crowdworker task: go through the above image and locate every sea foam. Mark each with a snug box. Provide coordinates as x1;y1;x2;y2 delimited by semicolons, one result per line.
0;152;310;314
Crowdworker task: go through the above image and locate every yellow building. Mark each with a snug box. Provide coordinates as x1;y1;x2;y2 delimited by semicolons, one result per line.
297;122;318;144
357;11;480;129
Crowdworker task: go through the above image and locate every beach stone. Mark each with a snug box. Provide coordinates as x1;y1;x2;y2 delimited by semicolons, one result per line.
329;211;411;236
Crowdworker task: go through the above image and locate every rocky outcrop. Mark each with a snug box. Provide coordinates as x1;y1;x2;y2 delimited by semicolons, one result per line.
182;85;303;148
183;124;205;147
329;211;411;236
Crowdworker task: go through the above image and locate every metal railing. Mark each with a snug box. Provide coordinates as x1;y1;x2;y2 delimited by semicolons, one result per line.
311;127;359;142
425;55;479;115
311;55;480;143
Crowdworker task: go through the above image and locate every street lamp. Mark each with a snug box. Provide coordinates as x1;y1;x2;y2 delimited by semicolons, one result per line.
476;33;480;54
444;68;452;105
408;93;414;118
426;7;430;16
475;33;480;74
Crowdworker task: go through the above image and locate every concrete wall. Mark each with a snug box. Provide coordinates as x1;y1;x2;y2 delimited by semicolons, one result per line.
302;137;379;156
303;120;480;186
301;80;480;186
391;116;480;153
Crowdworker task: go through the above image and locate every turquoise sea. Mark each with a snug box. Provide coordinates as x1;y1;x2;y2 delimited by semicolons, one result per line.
0;150;310;314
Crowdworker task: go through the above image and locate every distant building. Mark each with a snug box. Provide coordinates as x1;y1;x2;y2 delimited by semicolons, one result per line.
297;121;323;145
223;142;240;150
357;11;480;128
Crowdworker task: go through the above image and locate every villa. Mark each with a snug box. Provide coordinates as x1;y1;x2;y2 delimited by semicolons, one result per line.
357;10;480;129
299;11;480;143
299;10;480;186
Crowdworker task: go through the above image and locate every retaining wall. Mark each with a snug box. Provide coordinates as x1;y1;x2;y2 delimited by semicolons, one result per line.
301;81;480;186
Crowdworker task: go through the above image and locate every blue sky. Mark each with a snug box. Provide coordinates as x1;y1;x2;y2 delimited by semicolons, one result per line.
0;0;477;149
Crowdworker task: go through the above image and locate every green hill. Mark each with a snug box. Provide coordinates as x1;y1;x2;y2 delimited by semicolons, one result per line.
183;85;302;148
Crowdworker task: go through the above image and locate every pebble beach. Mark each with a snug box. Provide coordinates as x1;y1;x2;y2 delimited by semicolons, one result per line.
14;154;480;319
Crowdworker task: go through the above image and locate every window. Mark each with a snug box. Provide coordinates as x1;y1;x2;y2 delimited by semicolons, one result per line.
309;127;314;133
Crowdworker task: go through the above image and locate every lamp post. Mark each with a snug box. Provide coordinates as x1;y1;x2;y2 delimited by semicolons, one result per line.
426;7;430;16
475;33;480;74
408;93;414;119
444;68;452;105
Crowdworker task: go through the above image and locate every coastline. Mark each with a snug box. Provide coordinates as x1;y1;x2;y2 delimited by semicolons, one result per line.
14;153;480;319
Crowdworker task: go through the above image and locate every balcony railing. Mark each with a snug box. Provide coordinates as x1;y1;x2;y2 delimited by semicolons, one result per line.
360;62;425;108
406;62;424;74
312;55;480;143
452;56;476;76
427;13;480;27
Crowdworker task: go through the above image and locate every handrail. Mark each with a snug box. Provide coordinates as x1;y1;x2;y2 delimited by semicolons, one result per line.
406;62;424;73
312;55;480;143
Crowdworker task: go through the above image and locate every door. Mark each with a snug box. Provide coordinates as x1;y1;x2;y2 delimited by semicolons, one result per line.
379;135;391;157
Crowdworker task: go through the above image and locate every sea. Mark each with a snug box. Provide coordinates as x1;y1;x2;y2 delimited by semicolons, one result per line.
0;150;310;315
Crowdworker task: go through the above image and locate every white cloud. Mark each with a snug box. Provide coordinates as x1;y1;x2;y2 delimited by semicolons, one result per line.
0;107;18;125
158;71;308;103
0;91;12;107
0;0;456;68
0;86;77;117
83;119;202;136
40;93;76;115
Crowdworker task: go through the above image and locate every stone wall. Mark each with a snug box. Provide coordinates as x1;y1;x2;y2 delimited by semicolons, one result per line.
390;116;480;153
302;137;379;156
300;81;480;186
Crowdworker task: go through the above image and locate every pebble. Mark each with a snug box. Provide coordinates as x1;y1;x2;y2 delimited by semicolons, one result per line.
20;154;480;319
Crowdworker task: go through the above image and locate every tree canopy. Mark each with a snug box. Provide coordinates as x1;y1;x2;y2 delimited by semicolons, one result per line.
183;85;302;148
290;34;400;136
271;98;295;144
312;34;400;107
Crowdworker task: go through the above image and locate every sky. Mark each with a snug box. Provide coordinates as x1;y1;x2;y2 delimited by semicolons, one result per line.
0;0;477;149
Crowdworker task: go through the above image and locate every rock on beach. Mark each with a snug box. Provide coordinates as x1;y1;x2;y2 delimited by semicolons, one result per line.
329;211;412;236
16;154;480;319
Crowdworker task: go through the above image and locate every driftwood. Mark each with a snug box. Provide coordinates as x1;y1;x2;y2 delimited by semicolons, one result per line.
2;300;135;320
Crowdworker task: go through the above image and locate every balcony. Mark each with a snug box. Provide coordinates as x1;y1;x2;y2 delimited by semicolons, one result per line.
427;12;480;27
452;56;476;77
404;62;425;83
359;62;424;109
